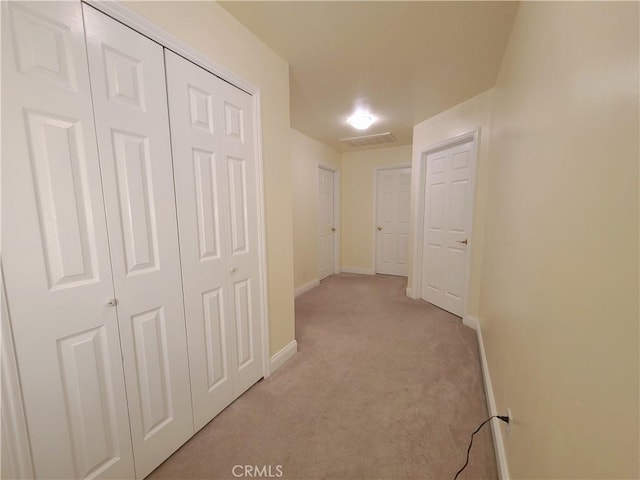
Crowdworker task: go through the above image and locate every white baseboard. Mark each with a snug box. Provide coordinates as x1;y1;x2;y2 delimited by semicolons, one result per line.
294;279;319;297
462;315;478;330
406;287;414;297
341;266;375;275
464;315;510;480
269;340;297;373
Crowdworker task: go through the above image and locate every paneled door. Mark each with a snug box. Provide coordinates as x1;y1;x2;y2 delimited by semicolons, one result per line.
1;2;135;478
375;167;411;276
165;50;264;431
421;141;473;317
82;6;194;478
318;167;335;280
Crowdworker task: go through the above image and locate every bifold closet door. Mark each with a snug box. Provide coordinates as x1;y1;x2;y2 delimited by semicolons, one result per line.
1;2;134;478
165;50;264;431
83;5;193;478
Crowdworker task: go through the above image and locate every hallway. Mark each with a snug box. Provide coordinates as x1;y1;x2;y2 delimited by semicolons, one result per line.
149;274;496;479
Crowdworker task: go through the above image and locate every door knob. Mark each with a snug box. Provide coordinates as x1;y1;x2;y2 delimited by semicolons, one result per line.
105;298;117;307
456;239;468;245
331;227;336;232
377;226;383;231
229;267;237;273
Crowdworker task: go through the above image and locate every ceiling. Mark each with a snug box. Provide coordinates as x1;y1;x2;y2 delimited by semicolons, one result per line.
219;1;519;152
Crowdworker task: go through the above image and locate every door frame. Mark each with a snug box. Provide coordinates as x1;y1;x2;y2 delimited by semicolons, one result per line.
372;164;412;274
86;0;273;378
317;164;341;278
409;129;480;317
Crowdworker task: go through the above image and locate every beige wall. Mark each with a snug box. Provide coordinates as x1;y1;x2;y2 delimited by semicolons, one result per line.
411;89;494;316
412;2;639;477
123;1;295;356
479;2;638;478
341;145;413;272
291;129;341;289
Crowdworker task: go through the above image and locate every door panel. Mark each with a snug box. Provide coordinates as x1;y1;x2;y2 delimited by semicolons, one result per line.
111;130;159;274
233;278;254;368
214;65;263;401
165;50;263;430
130;307;172;438
202;288;229;388
1;2;134;478
83;6;193;477
318;167;334;280
375;167;411;276
166;50;234;431
420;141;473;316
228;156;249;254
57;326;123;478
25;110;100;289
193;149;223;260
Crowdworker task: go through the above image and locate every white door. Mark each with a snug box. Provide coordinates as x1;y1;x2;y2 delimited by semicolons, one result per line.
318;167;335;280
83;6;193;477
421;141;473;317
1;2;135;478
165;50;264;431
219;79;265;401
375;167;411;276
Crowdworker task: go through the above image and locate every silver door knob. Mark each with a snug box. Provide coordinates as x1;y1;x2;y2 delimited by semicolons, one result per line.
377;226;382;231
331;227;336;232
106;298;117;307
456;239;468;245
229;267;237;273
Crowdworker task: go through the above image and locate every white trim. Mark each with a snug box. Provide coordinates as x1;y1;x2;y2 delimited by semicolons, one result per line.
405;287;414;297
463;316;510;480
410;129;480;313
294;279;320;297
1;267;35;479
253;91;271;379
83;1;272;379
317;165;341;278
372;163;412;275
269;340;298;374
341;266;375;275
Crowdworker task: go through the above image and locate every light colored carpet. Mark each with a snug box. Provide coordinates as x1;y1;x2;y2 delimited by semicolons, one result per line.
148;274;497;480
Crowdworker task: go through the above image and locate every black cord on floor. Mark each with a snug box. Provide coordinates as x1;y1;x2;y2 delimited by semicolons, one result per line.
453;415;509;480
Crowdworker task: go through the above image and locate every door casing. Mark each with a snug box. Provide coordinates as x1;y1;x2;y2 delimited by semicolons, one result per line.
409;129;480;318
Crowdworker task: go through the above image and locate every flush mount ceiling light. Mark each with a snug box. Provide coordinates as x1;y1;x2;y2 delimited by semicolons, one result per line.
347;112;376;130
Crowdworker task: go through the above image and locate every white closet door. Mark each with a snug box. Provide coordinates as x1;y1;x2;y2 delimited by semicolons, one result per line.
83;6;193;478
164;51;234;430
1;2;134;478
165;50;264;431
219;76;264;397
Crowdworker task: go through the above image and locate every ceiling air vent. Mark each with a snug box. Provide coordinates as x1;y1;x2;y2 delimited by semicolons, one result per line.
339;132;397;148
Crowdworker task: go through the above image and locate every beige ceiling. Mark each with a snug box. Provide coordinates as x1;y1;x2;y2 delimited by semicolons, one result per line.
219;1;519;152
